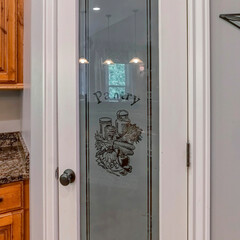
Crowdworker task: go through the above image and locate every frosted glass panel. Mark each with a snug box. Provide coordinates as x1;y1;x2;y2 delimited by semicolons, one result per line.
79;0;159;239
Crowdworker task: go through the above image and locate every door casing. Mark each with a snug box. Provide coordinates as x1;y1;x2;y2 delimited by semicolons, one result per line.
187;0;211;240
30;0;210;239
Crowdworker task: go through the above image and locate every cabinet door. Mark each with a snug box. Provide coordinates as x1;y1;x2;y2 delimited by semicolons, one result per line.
0;211;23;240
0;0;17;84
0;214;11;240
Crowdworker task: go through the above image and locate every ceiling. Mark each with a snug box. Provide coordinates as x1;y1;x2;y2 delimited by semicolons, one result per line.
84;0;146;35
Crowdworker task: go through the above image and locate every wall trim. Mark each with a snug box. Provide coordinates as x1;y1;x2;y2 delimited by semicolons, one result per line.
31;0;58;239
44;0;59;239
188;0;210;239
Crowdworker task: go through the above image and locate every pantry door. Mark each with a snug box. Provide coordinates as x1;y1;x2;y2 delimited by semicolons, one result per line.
57;0;188;239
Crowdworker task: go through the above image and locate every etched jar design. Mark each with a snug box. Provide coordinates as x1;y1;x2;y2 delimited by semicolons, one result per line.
104;126;117;140
115;110;131;135
99;117;112;138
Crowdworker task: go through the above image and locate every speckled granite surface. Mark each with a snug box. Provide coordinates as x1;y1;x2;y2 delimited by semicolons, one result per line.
0;132;29;184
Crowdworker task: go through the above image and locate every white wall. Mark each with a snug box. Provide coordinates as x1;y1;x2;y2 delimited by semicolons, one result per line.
211;1;240;239
21;0;31;151
0;91;22;132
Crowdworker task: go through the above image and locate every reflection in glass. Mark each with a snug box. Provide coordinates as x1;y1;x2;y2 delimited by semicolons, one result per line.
129;57;143;64
107;64;127;99
103;14;115;65
79;0;159;239
79;11;89;64
103;59;114;65
129;10;143;64
79;57;89;64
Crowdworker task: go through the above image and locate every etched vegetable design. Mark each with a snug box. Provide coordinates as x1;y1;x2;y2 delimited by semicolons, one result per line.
95;110;143;176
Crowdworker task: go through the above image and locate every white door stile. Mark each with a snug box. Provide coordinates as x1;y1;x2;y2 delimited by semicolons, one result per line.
57;0;80;239
187;0;211;239
159;0;188;239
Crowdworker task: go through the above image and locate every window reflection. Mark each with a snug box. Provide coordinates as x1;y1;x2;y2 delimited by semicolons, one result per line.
107;64;128;100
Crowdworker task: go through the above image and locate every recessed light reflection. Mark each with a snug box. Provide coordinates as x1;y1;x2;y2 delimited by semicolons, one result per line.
79;57;89;64
93;7;101;11
129;57;143;64
103;59;114;65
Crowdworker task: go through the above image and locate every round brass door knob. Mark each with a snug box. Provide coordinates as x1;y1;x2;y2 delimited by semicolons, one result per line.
60;169;76;186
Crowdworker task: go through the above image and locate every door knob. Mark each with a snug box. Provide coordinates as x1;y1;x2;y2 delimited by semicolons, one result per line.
60;169;76;186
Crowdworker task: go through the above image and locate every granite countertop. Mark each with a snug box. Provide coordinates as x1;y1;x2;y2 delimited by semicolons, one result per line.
0;132;29;184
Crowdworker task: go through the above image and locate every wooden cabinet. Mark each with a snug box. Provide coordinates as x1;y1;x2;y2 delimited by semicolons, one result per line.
0;0;24;89
0;211;23;240
0;181;29;240
24;181;29;240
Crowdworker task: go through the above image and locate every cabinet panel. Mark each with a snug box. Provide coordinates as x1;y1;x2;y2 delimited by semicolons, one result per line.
0;0;17;84
12;211;23;240
0;227;11;240
0;182;23;214
17;0;23;85
0;0;7;73
0;214;12;240
0;211;23;240
0;182;28;239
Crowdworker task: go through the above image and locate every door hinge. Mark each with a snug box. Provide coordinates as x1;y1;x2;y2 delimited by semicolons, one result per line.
55;167;59;180
186;142;190;168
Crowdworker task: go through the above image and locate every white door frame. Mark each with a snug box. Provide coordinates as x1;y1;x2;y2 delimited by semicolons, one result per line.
30;0;59;239
30;0;210;240
188;0;211;240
